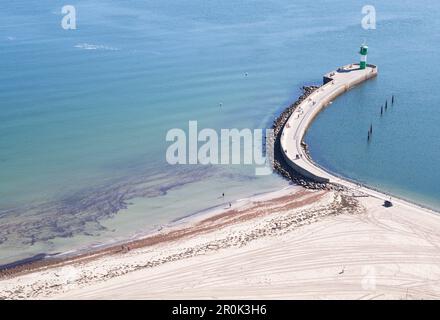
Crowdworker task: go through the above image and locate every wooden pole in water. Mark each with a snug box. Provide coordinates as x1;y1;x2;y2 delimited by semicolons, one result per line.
392;95;395;104
385;100;388;110
381;106;383;116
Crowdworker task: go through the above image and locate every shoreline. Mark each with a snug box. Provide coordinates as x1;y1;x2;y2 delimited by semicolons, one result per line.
0;185;300;278
1;65;438;277
0;69;350;276
0;82;328;276
3;183;440;299
2;65;440;299
1;187;354;299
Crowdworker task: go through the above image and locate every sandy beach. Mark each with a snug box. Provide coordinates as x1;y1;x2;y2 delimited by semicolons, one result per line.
3;0;440;303
1;184;440;300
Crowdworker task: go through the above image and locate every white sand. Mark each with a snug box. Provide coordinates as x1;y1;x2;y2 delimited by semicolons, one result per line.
2;187;440;300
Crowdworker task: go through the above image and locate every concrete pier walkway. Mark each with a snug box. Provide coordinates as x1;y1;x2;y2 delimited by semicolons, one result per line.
280;62;440;215
281;63;378;183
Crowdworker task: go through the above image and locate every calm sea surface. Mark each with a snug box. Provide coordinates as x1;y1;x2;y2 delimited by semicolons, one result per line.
1;0;439;264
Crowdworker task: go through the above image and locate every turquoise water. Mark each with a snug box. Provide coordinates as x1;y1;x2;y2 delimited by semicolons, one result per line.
1;0;439;264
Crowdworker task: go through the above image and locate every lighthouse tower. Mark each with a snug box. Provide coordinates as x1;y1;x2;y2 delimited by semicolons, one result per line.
359;44;368;69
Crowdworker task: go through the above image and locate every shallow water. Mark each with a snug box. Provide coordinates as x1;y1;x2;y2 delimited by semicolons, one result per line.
1;0;439;264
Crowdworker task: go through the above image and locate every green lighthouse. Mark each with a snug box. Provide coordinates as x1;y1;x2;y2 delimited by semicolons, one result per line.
359;44;368;69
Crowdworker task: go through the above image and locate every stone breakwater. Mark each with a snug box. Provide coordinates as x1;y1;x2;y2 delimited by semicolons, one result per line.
272;86;344;191
273;64;378;191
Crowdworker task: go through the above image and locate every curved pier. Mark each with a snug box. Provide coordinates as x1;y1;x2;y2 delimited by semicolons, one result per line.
281;63;378;183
